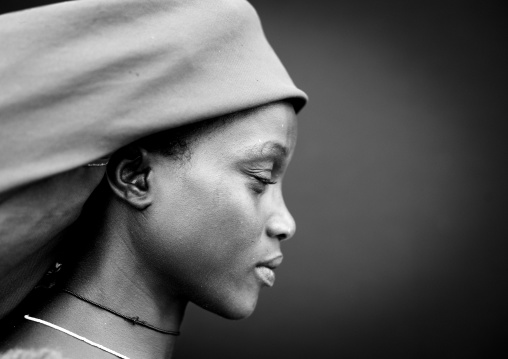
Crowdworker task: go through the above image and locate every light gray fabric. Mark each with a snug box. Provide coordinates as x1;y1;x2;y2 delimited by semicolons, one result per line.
0;349;66;359
0;0;306;193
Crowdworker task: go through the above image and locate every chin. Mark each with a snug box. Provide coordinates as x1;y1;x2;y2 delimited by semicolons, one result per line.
197;292;259;320
221;304;256;320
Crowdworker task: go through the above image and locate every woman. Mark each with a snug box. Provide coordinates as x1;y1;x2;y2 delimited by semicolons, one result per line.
0;0;306;358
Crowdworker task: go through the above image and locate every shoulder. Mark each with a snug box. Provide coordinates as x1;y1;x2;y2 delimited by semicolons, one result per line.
0;348;66;359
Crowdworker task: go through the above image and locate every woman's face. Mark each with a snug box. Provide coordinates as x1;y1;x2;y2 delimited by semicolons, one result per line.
133;102;297;319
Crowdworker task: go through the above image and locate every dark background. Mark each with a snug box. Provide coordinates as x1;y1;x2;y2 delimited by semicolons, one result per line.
175;0;508;358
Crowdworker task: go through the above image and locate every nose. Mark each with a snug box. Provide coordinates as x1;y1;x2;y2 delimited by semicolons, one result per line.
266;198;296;242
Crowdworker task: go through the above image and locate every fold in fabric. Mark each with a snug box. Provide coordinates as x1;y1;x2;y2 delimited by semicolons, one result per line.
0;0;307;319
0;0;306;194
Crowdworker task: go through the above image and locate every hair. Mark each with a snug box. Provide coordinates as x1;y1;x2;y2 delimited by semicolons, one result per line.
117;106;260;163
104;105;265;183
134;116;228;161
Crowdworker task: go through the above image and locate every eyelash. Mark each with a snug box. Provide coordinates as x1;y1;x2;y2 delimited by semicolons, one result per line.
250;174;277;193
253;175;277;185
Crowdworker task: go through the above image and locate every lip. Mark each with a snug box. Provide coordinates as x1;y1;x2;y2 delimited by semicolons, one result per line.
255;254;283;287
257;254;284;270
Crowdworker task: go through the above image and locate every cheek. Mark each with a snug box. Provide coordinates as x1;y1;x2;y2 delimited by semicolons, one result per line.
180;175;262;265
138;170;263;289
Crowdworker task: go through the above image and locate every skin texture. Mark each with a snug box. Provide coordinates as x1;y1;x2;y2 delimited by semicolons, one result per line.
0;101;298;359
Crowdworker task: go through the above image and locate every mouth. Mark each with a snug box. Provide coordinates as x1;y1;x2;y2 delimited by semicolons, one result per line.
255;254;283;287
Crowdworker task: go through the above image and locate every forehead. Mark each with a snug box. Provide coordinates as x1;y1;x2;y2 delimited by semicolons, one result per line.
204;102;298;156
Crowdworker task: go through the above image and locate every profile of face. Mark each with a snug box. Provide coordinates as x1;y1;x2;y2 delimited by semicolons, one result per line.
110;102;297;319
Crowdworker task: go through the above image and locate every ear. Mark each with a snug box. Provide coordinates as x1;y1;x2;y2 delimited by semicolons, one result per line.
106;146;152;210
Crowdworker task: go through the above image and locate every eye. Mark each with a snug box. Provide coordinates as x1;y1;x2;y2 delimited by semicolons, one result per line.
248;173;277;194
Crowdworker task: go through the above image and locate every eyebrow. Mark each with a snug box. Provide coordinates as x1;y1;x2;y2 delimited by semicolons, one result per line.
244;141;289;160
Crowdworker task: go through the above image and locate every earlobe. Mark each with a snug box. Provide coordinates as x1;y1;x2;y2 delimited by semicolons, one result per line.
107;147;152;210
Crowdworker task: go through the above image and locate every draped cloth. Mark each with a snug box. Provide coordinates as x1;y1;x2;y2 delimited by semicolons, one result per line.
0;0;307;319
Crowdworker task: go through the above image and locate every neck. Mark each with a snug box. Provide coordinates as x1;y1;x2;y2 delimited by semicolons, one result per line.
35;210;188;359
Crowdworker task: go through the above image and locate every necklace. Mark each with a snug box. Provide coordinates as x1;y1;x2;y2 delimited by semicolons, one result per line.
24;315;130;359
59;288;181;336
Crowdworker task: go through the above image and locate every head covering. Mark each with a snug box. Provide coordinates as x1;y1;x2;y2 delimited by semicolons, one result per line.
0;0;307;319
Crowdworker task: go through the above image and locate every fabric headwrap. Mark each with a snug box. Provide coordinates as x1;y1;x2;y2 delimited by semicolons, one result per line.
0;0;307;319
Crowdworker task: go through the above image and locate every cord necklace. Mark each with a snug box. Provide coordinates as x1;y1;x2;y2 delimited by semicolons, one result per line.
59;288;181;336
